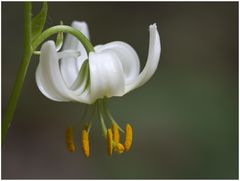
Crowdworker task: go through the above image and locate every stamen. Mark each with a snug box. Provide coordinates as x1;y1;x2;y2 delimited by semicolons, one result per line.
124;124;133;151
98;101;107;138
112;123;120;144
102;99;124;132
65;127;76;152
83;124;89;132
107;128;113;156
115;143;125;154
81;129;90;157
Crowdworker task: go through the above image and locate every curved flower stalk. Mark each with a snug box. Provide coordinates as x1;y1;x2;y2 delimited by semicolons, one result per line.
36;21;161;157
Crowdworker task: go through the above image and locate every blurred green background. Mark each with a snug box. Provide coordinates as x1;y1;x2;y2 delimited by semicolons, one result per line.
2;2;238;179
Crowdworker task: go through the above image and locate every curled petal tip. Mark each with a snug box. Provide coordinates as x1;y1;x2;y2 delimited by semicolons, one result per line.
70;20;90;39
149;23;157;29
72;20;88;26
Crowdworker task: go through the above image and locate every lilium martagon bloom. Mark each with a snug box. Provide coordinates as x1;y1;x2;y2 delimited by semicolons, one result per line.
36;21;161;157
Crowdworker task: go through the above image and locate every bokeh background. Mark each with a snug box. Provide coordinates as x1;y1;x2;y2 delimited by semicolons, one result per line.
2;2;238;179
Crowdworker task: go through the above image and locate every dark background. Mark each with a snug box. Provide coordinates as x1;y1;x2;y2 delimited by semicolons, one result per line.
2;2;238;179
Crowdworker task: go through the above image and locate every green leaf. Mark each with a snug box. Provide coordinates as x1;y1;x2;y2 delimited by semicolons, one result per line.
31;2;48;42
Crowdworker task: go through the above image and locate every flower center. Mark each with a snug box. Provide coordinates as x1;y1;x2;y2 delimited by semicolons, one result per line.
65;99;133;157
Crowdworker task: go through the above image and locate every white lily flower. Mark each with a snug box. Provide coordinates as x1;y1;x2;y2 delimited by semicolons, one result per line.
35;21;161;157
36;21;160;104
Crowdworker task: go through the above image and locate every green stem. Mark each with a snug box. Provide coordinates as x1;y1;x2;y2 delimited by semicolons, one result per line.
32;25;94;53
2;2;32;143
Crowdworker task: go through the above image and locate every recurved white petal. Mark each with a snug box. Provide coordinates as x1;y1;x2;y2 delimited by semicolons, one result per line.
60;21;90;88
94;41;140;85
89;51;125;100
125;23;161;93
36;41;71;101
36;41;95;104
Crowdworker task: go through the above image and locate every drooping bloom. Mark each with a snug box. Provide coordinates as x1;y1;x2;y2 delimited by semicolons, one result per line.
36;21;161;157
